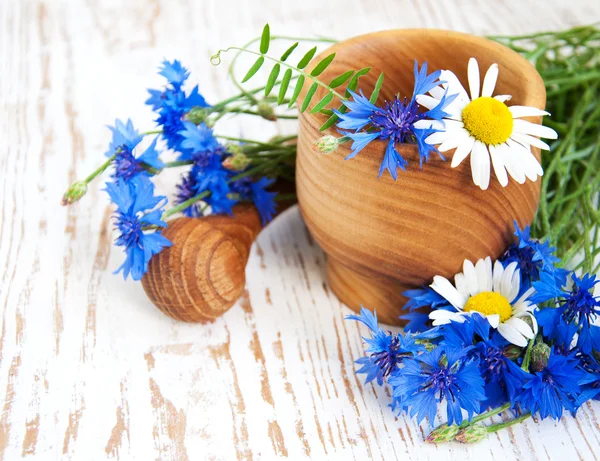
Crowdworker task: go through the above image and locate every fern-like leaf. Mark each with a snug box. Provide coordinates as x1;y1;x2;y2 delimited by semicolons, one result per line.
260;24;270;54
281;42;298;62
288;75;305;107
298;47;317;69
301;82;318;112
310;93;334;114
278;68;292;105
241;56;265;83
329;70;354;88
264;64;281;97
310;53;336;77
370;72;384;103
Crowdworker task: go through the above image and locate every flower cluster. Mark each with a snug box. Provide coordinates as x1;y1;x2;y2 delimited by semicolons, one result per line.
336;58;557;190
349;221;599;441
101;60;278;281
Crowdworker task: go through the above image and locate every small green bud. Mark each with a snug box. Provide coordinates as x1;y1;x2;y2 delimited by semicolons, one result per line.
257;101;276;121
425;424;460;444
222;152;251;172
531;341;551;372
455;423;489;444
186;107;210;125
61;180;88;206
313;135;340;154
503;344;523;360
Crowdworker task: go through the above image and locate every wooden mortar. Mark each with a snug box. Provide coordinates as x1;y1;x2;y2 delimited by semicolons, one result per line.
296;29;545;325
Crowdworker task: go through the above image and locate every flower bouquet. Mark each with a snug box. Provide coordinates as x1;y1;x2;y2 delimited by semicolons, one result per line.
62;24;600;442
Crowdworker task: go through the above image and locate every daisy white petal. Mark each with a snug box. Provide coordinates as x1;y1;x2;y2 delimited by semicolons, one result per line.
430;276;467;309
429;85;446;100
494;94;512;102
470;141;490;190
506;317;535;339
488;144;509;187
454;272;470;298
498;323;528;347
502;145;527;184
475;257;492;292
500;261;518;299
492;260;504;293
486;314;500;328
462;259;480;295
467;57;480;100
438;129;471;153
507;269;521;302
481;63;499;97
416;94;440;110
513;119;558;139
451;136;475;168
509;105;550;118
413;119;445;130
429;310;465;326
510;132;551;151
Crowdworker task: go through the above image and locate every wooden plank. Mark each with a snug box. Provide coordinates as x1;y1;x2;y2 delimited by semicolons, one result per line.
1;0;600;459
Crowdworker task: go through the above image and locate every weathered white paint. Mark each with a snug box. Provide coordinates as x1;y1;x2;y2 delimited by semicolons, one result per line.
1;0;600;459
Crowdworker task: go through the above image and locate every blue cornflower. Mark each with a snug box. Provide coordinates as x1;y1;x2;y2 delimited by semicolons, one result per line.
250;177;277;225
146;60;210;159
347;307;424;385
501;221;568;289
158;59;190;89
515;349;590;420
401;286;451;332
206;193;237;215
105;176;171;281
174;153;235;216
389;347;486;425
533;272;600;353
112;137;164;182
105;119;144;157
179;121;220;158
174;164;204;217
336;61;456;179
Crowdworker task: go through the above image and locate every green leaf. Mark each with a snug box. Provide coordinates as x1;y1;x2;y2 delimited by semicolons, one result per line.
278;68;292;105
288;75;305;107
264;64;281;97
319;103;347;131
320;109;334;116
329;70;354;88
297;47;317;69
260;24;270;54
310;53;336;77
370;72;384;103
241;56;265;83
281;42;298;61
319;113;339;131
301;82;318;112
346;67;371;96
310;92;334;114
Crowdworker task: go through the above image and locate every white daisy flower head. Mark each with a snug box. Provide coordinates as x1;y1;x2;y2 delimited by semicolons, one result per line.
415;57;558;190
428;256;538;347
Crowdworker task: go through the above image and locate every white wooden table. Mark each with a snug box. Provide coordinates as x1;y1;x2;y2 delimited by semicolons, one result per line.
2;1;600;459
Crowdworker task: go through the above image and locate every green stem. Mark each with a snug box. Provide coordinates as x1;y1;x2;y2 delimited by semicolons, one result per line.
460;403;511;428
521;338;535;371
213;46;347;101
486;413;532;433
162;191;210;219
85;155;115;184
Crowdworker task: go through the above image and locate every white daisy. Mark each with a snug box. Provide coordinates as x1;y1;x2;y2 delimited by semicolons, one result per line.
429;256;538;347
415;57;558;190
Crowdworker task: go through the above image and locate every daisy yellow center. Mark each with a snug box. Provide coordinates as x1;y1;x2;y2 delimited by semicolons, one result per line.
463;291;512;323
462;97;513;145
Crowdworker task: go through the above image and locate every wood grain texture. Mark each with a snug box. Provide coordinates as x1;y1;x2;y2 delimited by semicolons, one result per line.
142;204;262;322
2;0;600;460
297;29;544;325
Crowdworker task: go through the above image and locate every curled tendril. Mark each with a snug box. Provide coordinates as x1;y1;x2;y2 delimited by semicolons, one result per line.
210;51;223;66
